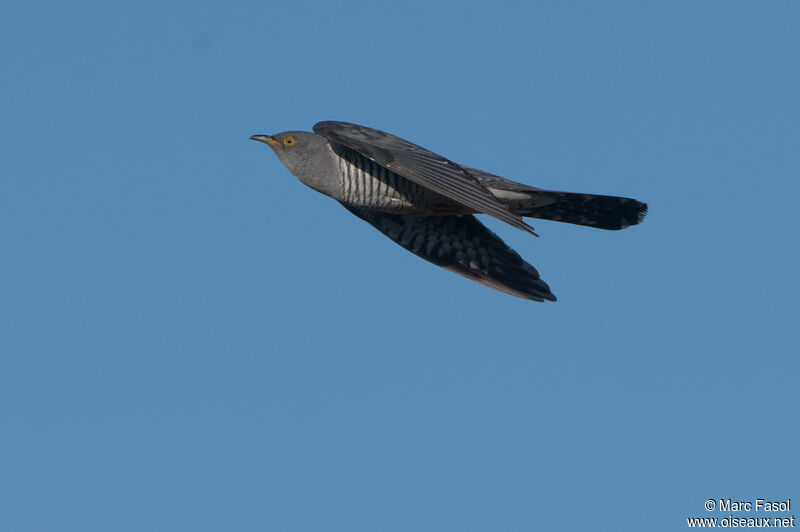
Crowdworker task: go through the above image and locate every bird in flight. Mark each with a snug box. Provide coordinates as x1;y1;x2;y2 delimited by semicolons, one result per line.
251;121;647;302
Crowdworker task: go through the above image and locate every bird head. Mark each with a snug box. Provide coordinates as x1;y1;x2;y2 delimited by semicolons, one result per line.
250;130;338;196
250;131;327;172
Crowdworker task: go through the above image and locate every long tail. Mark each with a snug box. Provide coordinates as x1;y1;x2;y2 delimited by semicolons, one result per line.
464;166;648;231
516;190;648;230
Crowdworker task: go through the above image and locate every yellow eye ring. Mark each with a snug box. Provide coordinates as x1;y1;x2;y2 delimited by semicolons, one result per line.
283;136;295;147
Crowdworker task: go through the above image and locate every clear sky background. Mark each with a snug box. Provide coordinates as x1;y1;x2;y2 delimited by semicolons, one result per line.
1;1;798;531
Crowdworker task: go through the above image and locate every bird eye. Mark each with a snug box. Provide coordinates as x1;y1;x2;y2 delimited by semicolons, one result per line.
283;136;295;147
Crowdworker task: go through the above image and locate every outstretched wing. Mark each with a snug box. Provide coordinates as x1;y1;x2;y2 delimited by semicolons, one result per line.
314;121;537;235
341;203;556;302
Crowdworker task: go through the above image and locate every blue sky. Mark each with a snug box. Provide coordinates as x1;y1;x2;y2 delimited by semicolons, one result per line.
1;1;798;531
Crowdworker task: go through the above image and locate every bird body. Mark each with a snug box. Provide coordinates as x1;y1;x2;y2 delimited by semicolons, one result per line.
251;121;647;302
332;143;460;215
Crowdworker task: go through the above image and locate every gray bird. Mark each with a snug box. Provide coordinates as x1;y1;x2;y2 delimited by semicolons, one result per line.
251;121;647;302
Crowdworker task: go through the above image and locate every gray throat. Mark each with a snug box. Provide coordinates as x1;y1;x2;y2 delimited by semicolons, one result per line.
291;141;342;199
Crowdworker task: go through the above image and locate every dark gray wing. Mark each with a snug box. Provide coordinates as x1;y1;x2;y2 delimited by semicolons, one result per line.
314;121;537;235
341;203;556;302
461;165;544;192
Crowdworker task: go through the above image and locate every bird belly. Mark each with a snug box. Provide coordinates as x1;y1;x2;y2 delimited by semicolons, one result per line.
336;150;465;215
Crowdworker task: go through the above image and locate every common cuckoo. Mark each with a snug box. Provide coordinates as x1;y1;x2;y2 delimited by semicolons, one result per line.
251;121;647;302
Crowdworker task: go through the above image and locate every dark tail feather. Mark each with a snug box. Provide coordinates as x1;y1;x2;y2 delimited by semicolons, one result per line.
518;191;648;230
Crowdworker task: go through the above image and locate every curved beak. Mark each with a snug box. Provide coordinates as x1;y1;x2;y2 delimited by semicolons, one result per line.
250;135;281;147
